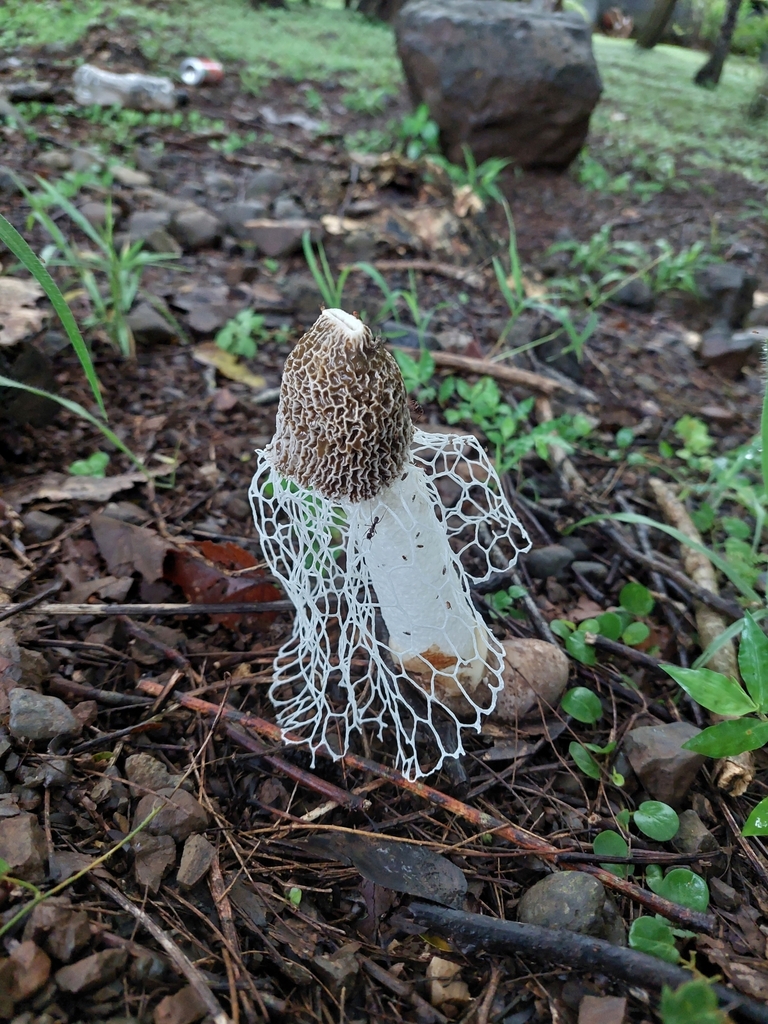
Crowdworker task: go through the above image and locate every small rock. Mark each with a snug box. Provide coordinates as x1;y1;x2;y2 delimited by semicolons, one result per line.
133;787;209;841
571;560;608;580
623;721;705;808
273;193;305;220
518;872;625;943
125;753;189;794
746;301;768;329
170;208;223;251
127;302;178;345
710;876;740;910
78;201;112;229
578;995;627;1024
8;81;55;102
72;700;98;730
19;648;49;690
425;957;470;1008
612;278;653;311
187;304;228;334
111;165;152;188
221;200;269;239
671;809;722;873
245;167;286;200
696;263;756;328
9;688;79;741
0;167;22;195
142;229;182;255
313;948;360;995
560;536;591;559
70;148;104;172
0;811;47;881
23;897;91;962
203;169;237;198
134;833;176;893
225;494;250;519
0;772;9;794
55;948;127;994
435;328;473;353
523;544;575;579
8;941;51;1001
698;321;758;376
37;150;72;171
154;985;208;1024
127;209;171;241
244;218;322;257
21;510;63;543
491;638;570;722
177;834;215;888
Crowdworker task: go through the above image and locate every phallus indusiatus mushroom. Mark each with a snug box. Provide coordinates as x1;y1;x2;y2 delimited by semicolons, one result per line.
249;309;530;778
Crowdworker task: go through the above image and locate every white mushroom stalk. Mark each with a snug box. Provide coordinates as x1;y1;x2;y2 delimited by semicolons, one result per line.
249;309;530;779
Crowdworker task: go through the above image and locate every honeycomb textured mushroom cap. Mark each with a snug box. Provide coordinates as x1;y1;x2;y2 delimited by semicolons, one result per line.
269;308;413;502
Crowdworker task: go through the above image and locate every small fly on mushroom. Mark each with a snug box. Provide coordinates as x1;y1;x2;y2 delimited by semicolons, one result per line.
249;309;531;779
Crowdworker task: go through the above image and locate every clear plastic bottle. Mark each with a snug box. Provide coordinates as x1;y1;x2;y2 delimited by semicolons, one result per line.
73;64;177;111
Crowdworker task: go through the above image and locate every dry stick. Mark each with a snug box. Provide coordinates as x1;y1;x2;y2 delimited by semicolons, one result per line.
0;600;295;617
136;679;715;934
0;580;62;622
354;258;484;289
599;523;744;621
209;854;263;1024
392;347;598;401
92;877;230;1024
361;958;447;1024
534;395;587;495
648;478;755;796
404;903;768;1024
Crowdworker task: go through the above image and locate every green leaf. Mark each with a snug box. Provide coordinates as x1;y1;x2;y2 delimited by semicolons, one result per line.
565;631;597;666
584;740;616;755
569;741;600;779
628;916;679;963
622;621;650;646
683;718;768;757
645;863;664;894
593;829;630;877
578;618;601;633
742;797;768;836
615;808;631;831
662;665;758;717
619;582;655;617
722;516;751;540
561;687;603;724
657;868;709;911
596;612;623;641
550;619;574;640
615;427;634;449
739;612;768;712
634;801;680;842
691;502;715;532
0;857;9;877
660;980;724;1024
288;886;302;906
68;451;110;477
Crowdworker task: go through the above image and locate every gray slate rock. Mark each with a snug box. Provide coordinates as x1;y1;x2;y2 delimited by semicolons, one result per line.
0;810;48;882
55;948;127;994
78;201;111;229
518;871;625;944
22;509;63;543
9;688;79;741
623;721;704;808
177;833;215;888
133;833;176;893
524;544;575;579
133;787;209;841
245;167;287;199
170;207;223;250
613;278;654;311
571;560;608;580
244;218;322;257
671;809;723;873
125;752;190;793
127;209;171;240
698;321;757;377
221;200;268;239
695;263;756;329
127;302;177;345
273;193;305;220
395;0;602;169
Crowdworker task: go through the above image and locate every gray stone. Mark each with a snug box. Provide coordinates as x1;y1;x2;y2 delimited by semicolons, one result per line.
244;218;322;257
221;200;268;239
523;544;575;579
170;208;223;250
127;209;171;241
613;278;654;311
560;536;591;559
0;167;22;195
70;148;104;172
395;0;602;169
698;321;758;376
127;302;177;345
0;810;47;882
37;150;72;171
696;263;756;329
245;167;287;200
273;194;305;220
0;772;8;794
517;872;625;943
671;809;723;874
133;833;176;892
9;688;79;741
145;228;182;255
55;949;127;994
78;201;111;230
203;169;237;198
133;787;209;841
125;752;190;794
177;833;215;888
8;81;55;102
110;164;152;188
153;985;208;1024
22;510;63;543
435;328;473;353
571;560;608;580
623;721;705;808
23;897;91;962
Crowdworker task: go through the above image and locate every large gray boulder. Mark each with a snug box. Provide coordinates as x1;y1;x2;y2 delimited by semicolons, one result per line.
395;0;602;170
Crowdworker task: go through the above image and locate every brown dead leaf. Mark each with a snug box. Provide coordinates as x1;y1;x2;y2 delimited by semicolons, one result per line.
164;546;280;629
3;470;153;507
90;512;170;583
0;277;46;346
697;935;768;1000
68;575;134;604
569;594;605;623
194;539;258;570
192;342;266;389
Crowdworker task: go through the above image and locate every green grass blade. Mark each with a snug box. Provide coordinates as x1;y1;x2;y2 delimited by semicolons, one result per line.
0;213;107;420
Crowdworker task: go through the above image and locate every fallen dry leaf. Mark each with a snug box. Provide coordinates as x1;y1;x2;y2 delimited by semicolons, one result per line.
3;470;154;507
192;342;266;389
0;277;46;346
90;512;169;583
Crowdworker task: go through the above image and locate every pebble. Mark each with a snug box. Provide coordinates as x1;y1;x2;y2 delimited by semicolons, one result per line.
0;810;48;882
153;984;208;1024
671;809;722;873
272;193;305;220
19;648;49;690
177;834;215;888
313;949;360;996
523;544;575;579
125;753;190;793
133;787;209;842
127;302;178;345
517;871;625;944
578;995;627;1024
134;833;176;893
23;898;91;963
221;200;269;239
170;208;223;250
490;638;570;723
245;167;287;199
110;164;152;188
78;201;113;229
127;209;171;240
623;721;705;808
7;940;51;1001
612;278;653;311
571;560;608;580
21;509;63;543
435;328;473;353
37;149;72;171
9;688;79;741
55;949;127;995
244;218;321;258
698;321;757;376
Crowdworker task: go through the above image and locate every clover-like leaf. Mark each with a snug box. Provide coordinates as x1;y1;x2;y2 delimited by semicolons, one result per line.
634;801;679;842
628;916;679;963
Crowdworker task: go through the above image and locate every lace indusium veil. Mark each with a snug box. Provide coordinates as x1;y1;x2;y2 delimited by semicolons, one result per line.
249;427;531;780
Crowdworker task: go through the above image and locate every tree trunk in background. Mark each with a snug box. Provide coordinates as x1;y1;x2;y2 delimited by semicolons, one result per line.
694;0;743;86
635;0;677;49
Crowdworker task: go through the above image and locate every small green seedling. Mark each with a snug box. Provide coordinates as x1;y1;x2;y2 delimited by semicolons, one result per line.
552;582;655;667
215;310;267;359
68;451;110;477
660;979;727;1024
629;916;680;963
487;584;528;620
397;103;440;160
288;886;303;906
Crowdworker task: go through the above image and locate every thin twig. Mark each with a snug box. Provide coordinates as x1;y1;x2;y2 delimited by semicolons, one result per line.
0;600;294;617
0;581;62;622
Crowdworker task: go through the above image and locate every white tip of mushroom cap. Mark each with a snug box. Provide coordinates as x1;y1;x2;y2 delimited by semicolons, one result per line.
320;308;365;336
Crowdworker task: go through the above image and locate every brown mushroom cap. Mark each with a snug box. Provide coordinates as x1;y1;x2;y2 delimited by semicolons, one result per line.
269;309;414;502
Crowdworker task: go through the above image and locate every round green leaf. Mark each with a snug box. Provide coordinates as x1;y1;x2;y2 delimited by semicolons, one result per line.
742;796;768;836
550;619;574;640
566;631;597;666
660;979;722;1024
662;665;758;717
561;687;603;724
634;801;680;842
645;863;664;894
683;718;768;758
593;829;630;877
622;621;650;646
578;618;601;633
628;916;679;963
657;868;709;911
569;741;600;779
616;427;634;449
619;582;655;617
596;612;623;641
